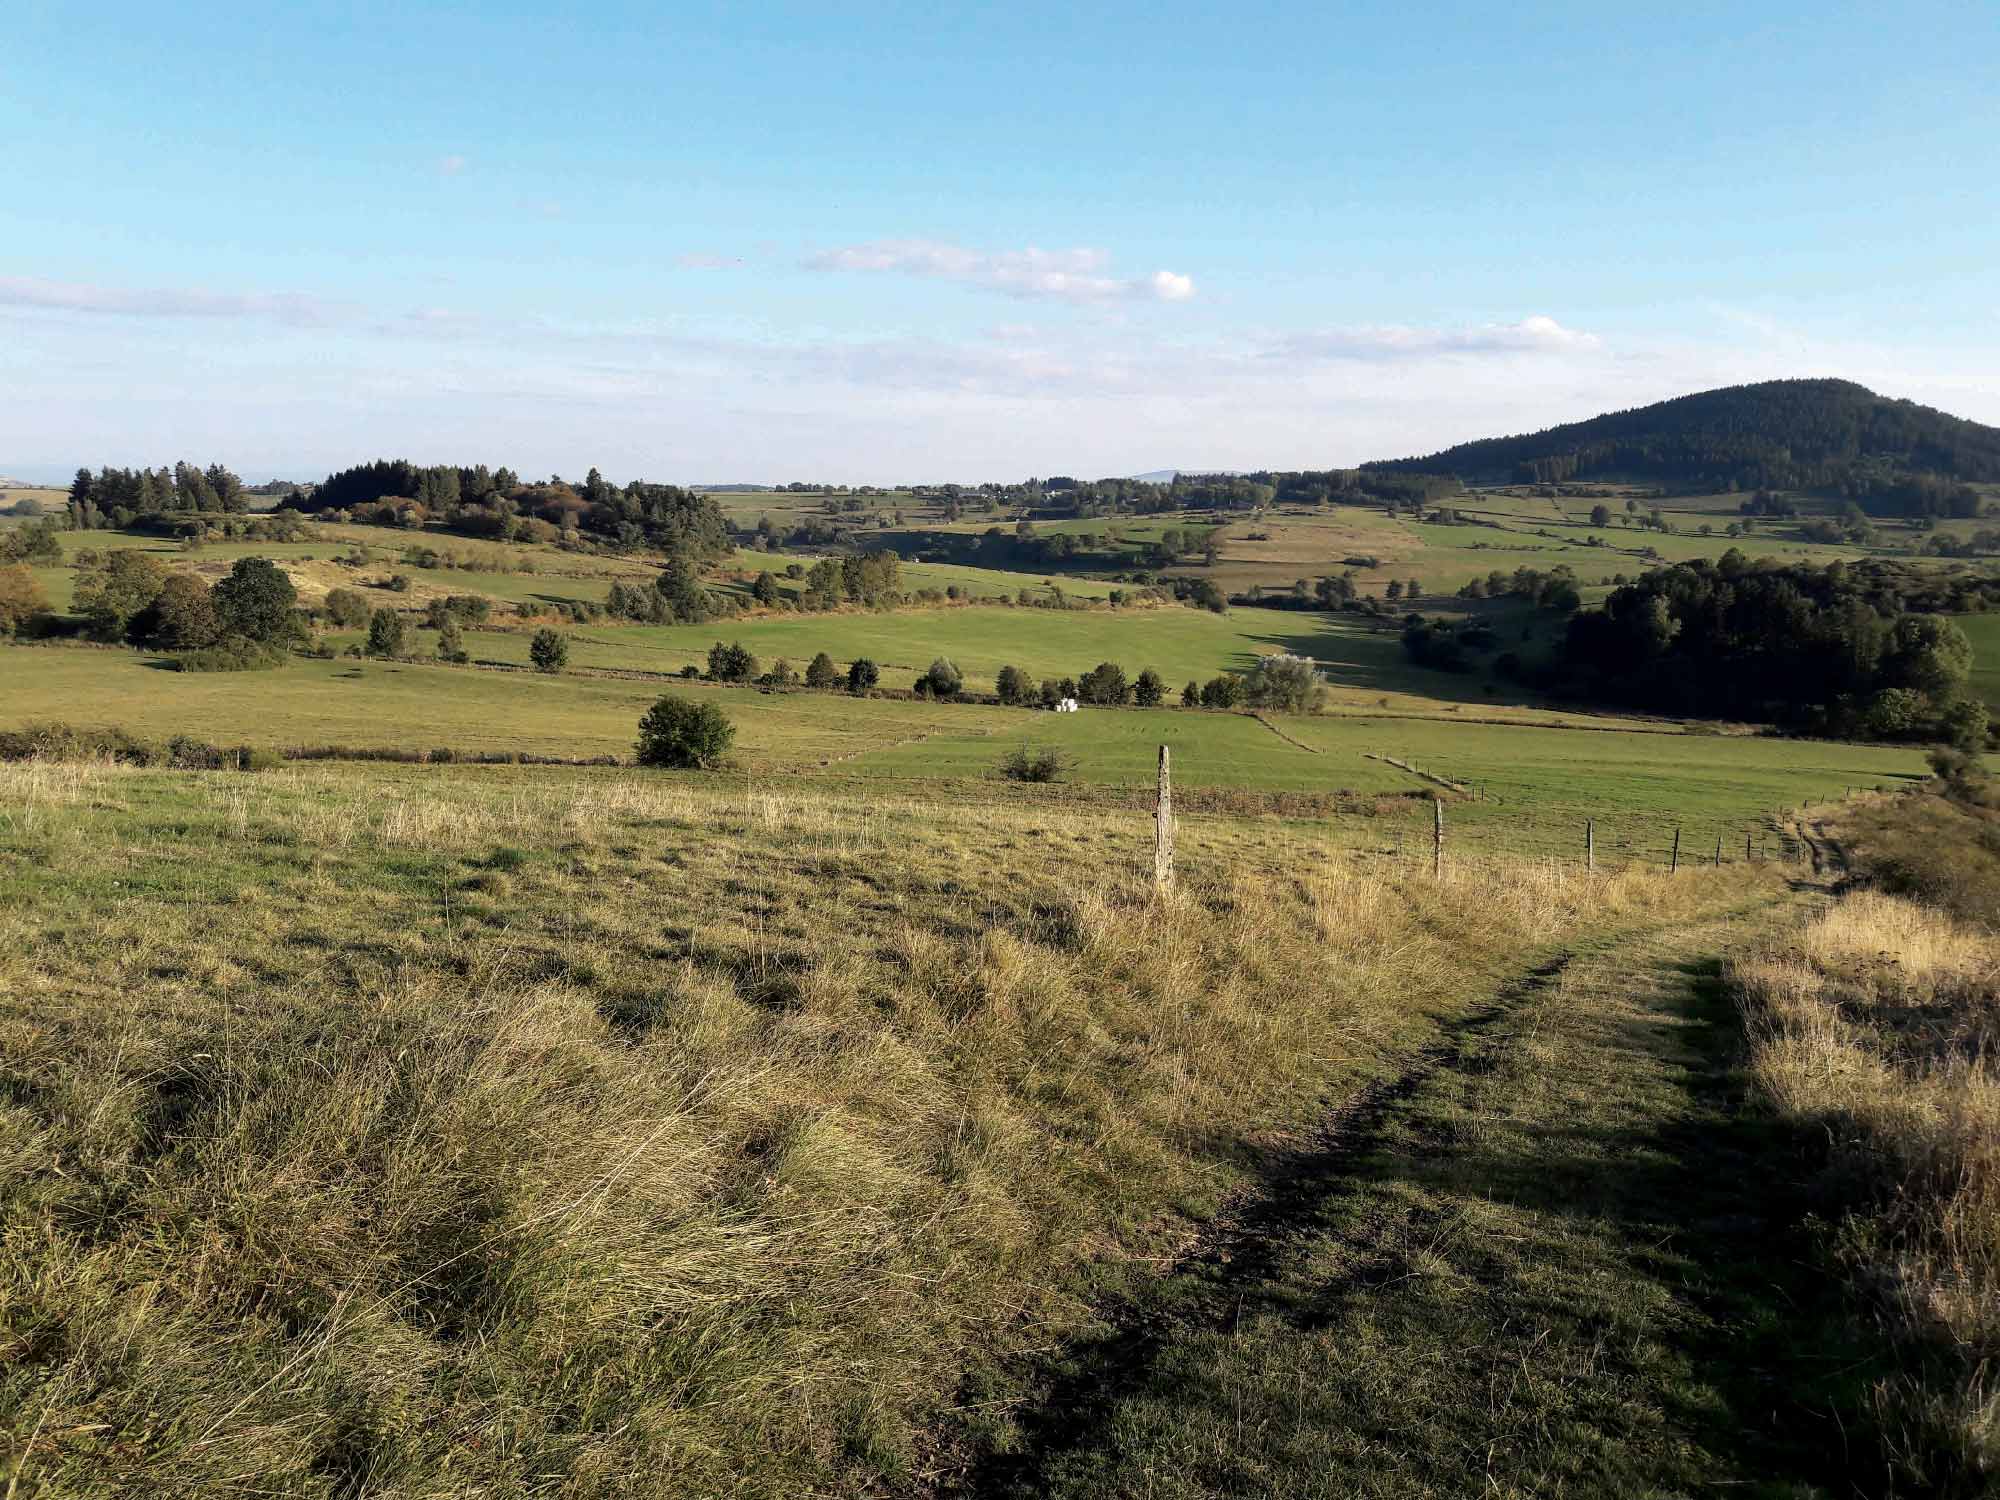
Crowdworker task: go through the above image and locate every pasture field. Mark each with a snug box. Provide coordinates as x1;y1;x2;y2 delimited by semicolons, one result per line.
446;602;1410;692
0;643;1925;865
717;547;1121;602
0;487;69;513
1953;610;2000;711
24;524;659;613
1147;502;1891;601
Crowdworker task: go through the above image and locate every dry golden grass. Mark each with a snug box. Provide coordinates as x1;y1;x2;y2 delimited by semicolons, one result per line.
0;760;1767;1495
1732;890;2000;1487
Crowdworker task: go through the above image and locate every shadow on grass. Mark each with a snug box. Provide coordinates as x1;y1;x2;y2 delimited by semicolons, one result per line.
956;952;1906;1499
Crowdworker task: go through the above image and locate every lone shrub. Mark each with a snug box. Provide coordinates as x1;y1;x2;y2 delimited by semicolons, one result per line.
924;657;963;697
1134;668;1165;707
805;651;841;689
995;664;1032;705
324;587;371;628
211;557;299;643
1078;661;1129;706
848;657;880;694
1245;653;1326;713
366;609;407;658
707;640;756;682
999;744;1069;783
175;636;287;673
636;695;736;769
530;628;568;673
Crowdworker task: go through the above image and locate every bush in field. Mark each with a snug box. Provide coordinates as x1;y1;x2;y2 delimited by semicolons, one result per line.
1245;653;1326;713
1941;696;1990;752
1200;673;1246;709
999;744;1069;782
1181;679;1200;707
324;587;371;628
0;564;52;636
923;658;963;697
847;657;879;694
805;651;841;689
426;594;491;629
173;636;287;673
635;695;735;769
530;628;568;673
763;657;798;687
436;616;469;664
0;723;166;765
135;574;221;650
1134;668;1165;707
1078;662;1129;706
707;640;756;682
77;550;169;641
996;664;1033;705
212;557;299;643
366;608;407;658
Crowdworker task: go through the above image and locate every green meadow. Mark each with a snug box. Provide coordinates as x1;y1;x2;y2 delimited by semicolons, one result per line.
0;641;1927;867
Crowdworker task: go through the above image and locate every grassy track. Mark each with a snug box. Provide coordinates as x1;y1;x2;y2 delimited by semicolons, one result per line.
966;894;1903;1496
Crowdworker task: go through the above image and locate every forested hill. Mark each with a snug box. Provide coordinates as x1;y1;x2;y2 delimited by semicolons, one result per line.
1366;379;2000;512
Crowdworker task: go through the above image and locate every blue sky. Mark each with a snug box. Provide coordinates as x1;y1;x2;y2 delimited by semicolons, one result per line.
2;0;1995;483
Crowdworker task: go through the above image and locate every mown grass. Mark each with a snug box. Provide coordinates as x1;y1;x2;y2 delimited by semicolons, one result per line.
0;758;1752;1496
1732;886;2000;1491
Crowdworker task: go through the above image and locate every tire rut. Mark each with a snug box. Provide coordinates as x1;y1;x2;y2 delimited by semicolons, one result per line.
955;950;1574;1498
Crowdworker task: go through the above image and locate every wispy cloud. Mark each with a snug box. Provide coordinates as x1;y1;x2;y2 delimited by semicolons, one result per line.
0;275;344;327
1269;314;1600;361
438;154;468;176
804;239;1196;304
674;251;744;270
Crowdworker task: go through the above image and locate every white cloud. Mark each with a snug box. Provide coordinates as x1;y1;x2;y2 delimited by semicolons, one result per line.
1270;315;1600;361
804;238;1195;304
0;275;344;326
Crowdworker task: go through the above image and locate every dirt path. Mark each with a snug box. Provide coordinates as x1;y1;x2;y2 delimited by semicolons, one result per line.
952;897;1893;1498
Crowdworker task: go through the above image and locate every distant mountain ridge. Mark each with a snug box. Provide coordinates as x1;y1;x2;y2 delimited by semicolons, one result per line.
1365;379;2000;508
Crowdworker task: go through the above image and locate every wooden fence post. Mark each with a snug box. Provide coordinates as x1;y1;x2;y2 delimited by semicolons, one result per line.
1713;834;1722;867
1585;818;1594;874
1153;745;1174;894
1670;827;1681;874
1433;796;1444;880
1746;828;1753;863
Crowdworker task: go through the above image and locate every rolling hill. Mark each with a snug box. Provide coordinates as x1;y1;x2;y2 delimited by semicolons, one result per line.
1367;379;2000;510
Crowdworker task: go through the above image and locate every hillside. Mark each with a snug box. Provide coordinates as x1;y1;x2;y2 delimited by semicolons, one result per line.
1367;379;2000;509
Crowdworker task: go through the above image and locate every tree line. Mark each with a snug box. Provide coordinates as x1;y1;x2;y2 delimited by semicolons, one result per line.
66;464;249;527
1558;554;1990;743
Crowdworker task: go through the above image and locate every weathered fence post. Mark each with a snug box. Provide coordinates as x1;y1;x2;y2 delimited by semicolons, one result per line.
1670;827;1681;874
1746;828;1753;863
1713;834;1722;867
1432;796;1444;879
1153;744;1174;894
1585;818;1594;874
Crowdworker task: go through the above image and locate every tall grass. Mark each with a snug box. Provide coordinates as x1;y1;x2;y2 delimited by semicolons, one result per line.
1732;890;2000;1490
0;761;1760;1495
